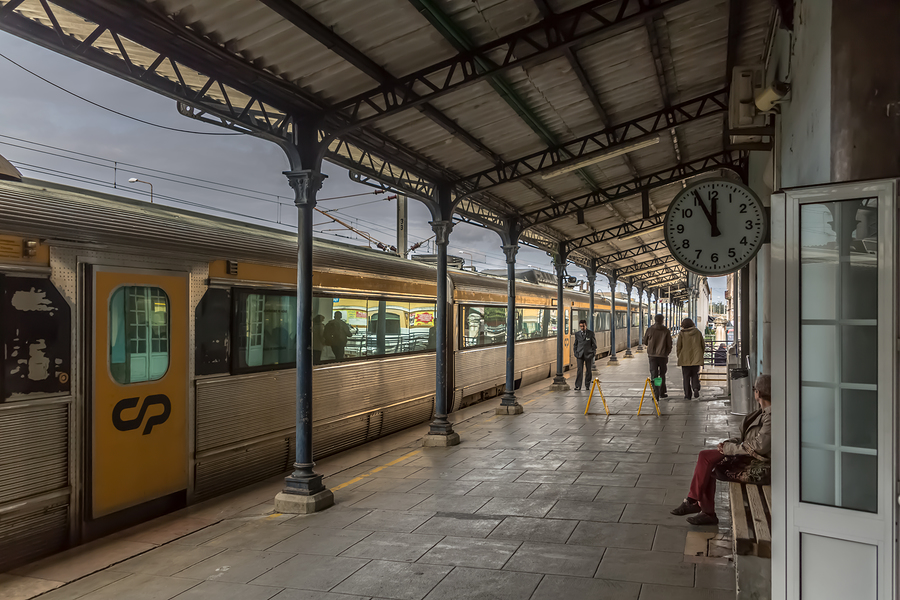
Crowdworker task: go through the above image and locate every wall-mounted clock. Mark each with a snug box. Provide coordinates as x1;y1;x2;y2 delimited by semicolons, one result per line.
663;178;767;276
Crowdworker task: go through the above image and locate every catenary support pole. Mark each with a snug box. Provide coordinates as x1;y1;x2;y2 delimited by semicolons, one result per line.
624;279;634;358
608;272;619;364
550;245;571;390
497;237;524;415
423;184;460;446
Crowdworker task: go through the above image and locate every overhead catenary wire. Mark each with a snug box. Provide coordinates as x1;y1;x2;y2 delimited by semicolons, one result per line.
0;52;244;136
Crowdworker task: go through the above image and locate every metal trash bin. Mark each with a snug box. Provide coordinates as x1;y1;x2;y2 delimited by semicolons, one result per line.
730;367;753;415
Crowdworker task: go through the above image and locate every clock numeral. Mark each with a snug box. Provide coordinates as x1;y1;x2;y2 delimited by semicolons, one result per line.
740;203;747;214
709;190;719;201
728;193;733;203
695;249;702;259
682;239;690;249
740;237;748;246
681;209;693;218
728;248;736;258
676;224;684;234
745;220;754;230
711;253;719;263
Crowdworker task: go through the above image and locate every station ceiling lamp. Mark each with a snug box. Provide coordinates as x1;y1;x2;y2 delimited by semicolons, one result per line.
542;137;660;180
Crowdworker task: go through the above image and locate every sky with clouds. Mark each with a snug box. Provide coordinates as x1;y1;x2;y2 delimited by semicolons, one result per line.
0;29;726;302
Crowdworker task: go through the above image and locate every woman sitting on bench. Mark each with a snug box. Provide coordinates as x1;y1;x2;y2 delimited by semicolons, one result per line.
670;374;771;525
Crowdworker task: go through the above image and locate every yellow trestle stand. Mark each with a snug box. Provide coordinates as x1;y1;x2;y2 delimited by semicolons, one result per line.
584;378;610;416
637;377;661;417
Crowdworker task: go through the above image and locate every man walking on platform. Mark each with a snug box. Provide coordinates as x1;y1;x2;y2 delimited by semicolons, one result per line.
643;314;672;399
677;318;705;399
573;320;597;391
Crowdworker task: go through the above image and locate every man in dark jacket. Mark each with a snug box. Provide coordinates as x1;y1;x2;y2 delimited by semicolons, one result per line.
572;320;597;391
643;314;673;399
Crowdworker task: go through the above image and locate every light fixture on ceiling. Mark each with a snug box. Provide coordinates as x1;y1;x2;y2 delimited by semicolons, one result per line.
542;137;661;180
618;225;664;241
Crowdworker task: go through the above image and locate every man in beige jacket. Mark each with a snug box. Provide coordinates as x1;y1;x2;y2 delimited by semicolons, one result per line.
676;318;705;399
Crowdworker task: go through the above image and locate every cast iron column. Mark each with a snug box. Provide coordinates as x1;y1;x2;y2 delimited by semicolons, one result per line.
585;262;597;331
274;167;334;514
635;287;644;353
424;215;460;445
497;242;524;414
549;247;570;390
608;272;619;364
624;280;634;358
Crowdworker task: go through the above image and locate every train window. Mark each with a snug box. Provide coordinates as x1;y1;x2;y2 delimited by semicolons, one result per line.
109;286;169;384
572;309;588;332
597;311;611;332
462;305;507;348
615;311;627;329
234;290;296;371
314;296;437;363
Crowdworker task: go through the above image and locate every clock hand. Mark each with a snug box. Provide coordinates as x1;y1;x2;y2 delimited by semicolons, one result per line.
692;190;722;237
710;194;721;237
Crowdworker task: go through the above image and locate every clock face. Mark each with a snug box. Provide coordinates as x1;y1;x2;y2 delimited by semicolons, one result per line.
663;179;767;276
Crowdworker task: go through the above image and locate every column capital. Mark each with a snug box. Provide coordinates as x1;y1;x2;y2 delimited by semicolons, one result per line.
285;169;326;207
501;244;519;264
624;280;633;294
554;257;567;276
430;220;454;245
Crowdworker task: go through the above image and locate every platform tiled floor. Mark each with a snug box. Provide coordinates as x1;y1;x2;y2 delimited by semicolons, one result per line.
5;349;742;600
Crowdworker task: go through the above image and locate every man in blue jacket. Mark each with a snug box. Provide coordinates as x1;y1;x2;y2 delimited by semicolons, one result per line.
573;320;597;391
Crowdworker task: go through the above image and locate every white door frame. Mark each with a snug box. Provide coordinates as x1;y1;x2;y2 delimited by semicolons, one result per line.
772;179;897;600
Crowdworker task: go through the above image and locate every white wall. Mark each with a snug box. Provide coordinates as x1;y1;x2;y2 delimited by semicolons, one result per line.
778;0;833;188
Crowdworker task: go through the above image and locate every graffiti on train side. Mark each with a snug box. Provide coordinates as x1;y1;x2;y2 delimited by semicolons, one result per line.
2;277;71;399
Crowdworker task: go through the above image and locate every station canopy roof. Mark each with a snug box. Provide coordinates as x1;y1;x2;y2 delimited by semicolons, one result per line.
0;0;776;293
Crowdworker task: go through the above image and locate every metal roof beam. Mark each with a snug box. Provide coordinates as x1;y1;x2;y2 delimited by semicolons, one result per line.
564;214;665;252
597;240;670;266
409;0;603;194
258;0;502;167
522;150;746;227
615;255;677;276
333;0;694;132
455;89;727;193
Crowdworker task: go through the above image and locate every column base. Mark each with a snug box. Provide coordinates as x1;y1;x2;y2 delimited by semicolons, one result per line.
275;489;334;514
607;356;619;365
549;374;570;391
423;432;461;447
635;345;644;353
495;403;524;415
624;350;634;358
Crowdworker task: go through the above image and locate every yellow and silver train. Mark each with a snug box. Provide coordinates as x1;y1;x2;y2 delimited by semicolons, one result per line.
0;179;647;569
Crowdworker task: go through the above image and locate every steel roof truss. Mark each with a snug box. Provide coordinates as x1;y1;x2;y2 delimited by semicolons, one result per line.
521;150;746;227
331;0;693;132
597;240;670;266
457;89;727;192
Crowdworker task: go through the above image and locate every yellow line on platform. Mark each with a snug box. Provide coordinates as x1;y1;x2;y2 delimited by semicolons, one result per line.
330;449;423;492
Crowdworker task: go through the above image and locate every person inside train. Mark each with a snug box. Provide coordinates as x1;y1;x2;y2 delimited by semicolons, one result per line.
643;314;672;399
670;374;772;525
572;319;597;391
676;317;705;399
324;311;354;361
312;314;325;364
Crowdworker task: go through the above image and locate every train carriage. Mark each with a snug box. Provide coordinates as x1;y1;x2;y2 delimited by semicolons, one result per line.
0;178;646;569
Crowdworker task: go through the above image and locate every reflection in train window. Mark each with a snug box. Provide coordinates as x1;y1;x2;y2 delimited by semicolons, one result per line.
461;306;558;348
234;290;296;371
572;309;588;332
109;286;169;384
313;296;436;363
596;310;611;331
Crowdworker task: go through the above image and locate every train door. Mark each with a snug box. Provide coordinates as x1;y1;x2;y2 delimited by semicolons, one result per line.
772;181;895;599
563;308;571;368
90;268;188;524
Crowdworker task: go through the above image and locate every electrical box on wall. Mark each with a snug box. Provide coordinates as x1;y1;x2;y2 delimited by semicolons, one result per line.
728;66;767;130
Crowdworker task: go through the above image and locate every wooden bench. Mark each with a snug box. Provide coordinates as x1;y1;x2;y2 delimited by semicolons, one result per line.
729;482;772;558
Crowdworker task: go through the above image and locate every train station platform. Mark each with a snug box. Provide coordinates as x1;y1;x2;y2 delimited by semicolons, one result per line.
2;353;739;600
